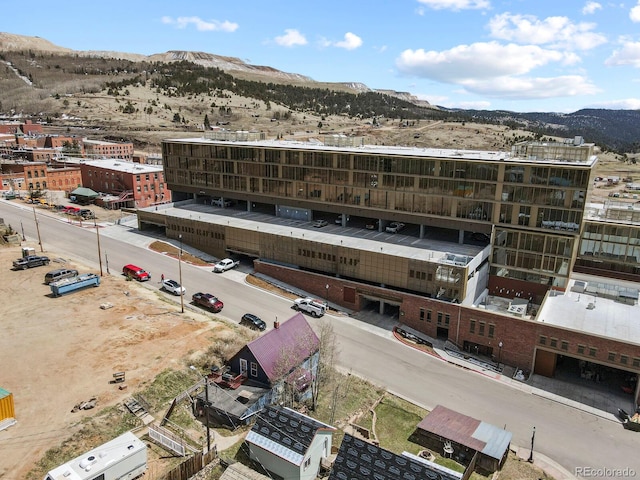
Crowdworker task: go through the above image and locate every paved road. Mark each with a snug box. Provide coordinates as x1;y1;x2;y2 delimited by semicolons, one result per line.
2;201;638;477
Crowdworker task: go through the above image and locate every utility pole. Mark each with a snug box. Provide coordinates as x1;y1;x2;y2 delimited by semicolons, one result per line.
32;207;43;252
527;426;536;463
190;366;211;452
95;219;103;276
178;234;184;313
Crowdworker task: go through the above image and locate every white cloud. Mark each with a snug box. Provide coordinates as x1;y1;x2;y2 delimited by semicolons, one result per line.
396;42;578;83
274;29;308;47
460;75;599;99
582;1;602;15
416;0;490;10
161;16;238;32
488;13;606;50
631;1;640;22
587;98;640;109
605;41;640;67
334;32;363;50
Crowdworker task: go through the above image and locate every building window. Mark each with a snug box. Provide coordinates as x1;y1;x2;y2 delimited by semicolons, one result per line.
419;308;425;321
303;458;311;470
539;335;546;345
444;314;450;326
608;352;616;362
437;312;443;324
550;338;557;348
633;358;640;368
479;322;485;336
588;347;597;357
250;362;257;377
577;345;585;355
621;355;628;365
470;320;476;334
426;310;431;322
488;324;495;339
561;341;568;351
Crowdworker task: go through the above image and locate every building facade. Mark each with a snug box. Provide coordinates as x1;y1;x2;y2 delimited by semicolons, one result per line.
81;159;170;208
162;135;595;299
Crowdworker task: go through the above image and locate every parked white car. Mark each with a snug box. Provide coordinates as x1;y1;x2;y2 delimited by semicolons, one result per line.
385;222;405;233
162;279;186;296
213;258;240;273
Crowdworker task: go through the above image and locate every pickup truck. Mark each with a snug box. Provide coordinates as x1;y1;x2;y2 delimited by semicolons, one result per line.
213;258;240;273
292;297;326;318
13;255;50;270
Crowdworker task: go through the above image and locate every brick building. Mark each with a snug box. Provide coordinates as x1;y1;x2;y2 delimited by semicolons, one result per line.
81;159;170;208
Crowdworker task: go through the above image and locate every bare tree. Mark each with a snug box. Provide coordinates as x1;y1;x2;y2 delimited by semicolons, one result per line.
311;320;338;411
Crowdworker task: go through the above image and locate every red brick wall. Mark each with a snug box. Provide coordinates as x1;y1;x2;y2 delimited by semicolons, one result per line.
254;261;640;376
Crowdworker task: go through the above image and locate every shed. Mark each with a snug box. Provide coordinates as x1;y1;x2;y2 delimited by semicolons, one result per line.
410;405;512;474
69;187;99;204
0;387;16;431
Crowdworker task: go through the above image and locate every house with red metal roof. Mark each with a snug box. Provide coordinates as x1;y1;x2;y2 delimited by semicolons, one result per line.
194;313;320;428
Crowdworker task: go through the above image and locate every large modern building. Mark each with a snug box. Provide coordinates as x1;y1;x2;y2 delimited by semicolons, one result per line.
134;133;639;407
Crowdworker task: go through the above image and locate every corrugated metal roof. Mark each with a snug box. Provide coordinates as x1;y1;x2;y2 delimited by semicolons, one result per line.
247;313;319;381
417;405;511;460
0;387;10;399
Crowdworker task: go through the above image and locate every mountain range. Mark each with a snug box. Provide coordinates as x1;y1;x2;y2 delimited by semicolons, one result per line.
1;32;639;153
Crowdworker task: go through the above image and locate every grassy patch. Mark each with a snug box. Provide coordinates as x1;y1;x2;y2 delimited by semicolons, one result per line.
372;395;426;455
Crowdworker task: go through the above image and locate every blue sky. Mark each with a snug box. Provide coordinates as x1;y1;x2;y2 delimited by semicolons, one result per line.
3;0;640;113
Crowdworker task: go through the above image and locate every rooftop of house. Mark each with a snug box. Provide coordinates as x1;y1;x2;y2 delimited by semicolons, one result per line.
329;433;462;480
416;405;512;461
245;405;335;466
247;313;319;382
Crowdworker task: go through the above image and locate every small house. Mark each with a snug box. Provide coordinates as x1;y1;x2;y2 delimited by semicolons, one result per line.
245;405;335;480
410;405;512;474
195;313;320;428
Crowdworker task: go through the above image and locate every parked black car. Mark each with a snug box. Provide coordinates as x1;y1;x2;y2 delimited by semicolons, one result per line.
240;313;266;331
13;255;50;270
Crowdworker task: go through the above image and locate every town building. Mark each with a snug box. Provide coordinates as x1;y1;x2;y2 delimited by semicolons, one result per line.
80;159;170;209
83;139;133;160
134;134;639;407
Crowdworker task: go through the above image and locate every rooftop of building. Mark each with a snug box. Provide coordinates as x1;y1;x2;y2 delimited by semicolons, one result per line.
81;158;164;174
532;273;640;345
164;134;597;166
151;202;488;269
82;138;132;146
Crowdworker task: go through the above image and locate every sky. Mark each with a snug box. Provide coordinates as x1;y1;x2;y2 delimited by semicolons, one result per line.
3;0;640;113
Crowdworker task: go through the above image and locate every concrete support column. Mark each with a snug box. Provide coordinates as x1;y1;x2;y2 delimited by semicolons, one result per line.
379;301;385;315
420;224;425;239
459;229;465;244
247;202;252;212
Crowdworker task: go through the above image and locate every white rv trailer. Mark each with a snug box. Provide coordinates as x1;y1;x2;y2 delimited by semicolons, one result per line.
44;431;147;480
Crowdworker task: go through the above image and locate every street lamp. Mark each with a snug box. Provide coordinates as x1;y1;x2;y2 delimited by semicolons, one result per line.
190;365;211;452
527;426;536;463
498;341;503;370
20;221;26;241
325;283;329;305
178;234;184;313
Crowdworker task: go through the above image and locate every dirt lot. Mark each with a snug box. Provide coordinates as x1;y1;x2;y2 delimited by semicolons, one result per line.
0;243;219;479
